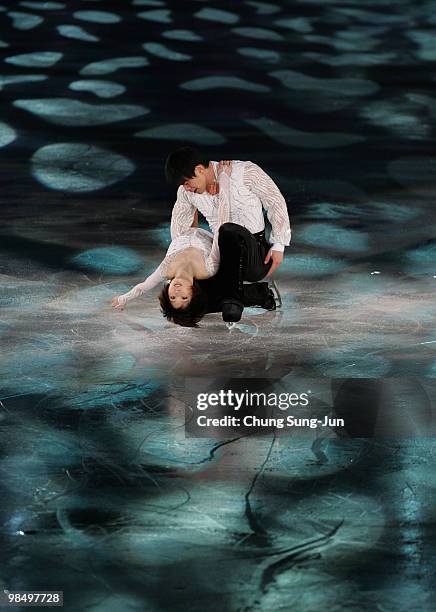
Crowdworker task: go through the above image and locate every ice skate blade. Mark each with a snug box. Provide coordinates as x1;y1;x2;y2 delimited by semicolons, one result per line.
270;279;282;308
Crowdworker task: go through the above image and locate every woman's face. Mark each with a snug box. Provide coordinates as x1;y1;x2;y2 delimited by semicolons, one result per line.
168;278;193;309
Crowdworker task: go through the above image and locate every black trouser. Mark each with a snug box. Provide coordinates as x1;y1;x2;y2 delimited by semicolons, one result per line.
197;223;272;316
216;222;272;300
199;281;272;314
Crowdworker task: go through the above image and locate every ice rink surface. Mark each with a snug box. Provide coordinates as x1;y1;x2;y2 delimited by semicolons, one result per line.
0;0;435;610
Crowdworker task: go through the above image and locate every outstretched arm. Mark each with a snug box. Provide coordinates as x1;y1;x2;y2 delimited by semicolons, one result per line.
112;264;164;309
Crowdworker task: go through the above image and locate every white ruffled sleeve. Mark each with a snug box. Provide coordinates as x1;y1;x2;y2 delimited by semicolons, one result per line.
170;185;196;239
117;263;165;306
243;161;291;248
205;172;231;276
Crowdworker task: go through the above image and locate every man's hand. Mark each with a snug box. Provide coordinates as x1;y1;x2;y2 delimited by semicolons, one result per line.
264;249;283;277
111;296;124;310
207;160;232;195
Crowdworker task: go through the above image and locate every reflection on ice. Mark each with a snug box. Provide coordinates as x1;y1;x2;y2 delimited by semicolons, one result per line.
7;11;43;30
137;9;172;24
80;56;148;75
297;223;369;253
388;156;436;193
73;10;121;24
31;143;135;192
246;117;365;148
133;0;165;5
135;123;226;145
333;6;409;25
305;201;420;224
361;100;430;140
57;24;99;42
181;76;269;92
232;26;284;41
194;8;239;24
404;243;436;276
279;253;348;277
50;283;131;315
313;351;391;378
0;335;75;381
271;69;379;96
305;51;396;66
0;279;59;309
76;353;138;383
69;80;126;98
14;98;149;126
305;33;379;51
66;381;162;409
408;31;436;61
0;122;16;148
237;47;280;62
71;247;145;275
5;52;62;68
405;93;436;119
0;74;47;87
142;42;191;61
20;1;65;9
162;29;202;42
282;89;355;113
245;1;280;15
275;16;313;33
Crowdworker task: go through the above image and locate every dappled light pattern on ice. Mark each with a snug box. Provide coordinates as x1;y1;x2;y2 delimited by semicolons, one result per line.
142;42;192;61
7;11;43;30
181;76;270;92
135;123;226;145
31;143;135;191
13;98;149;126
0;121;16;147
20;1;64;9
80;56;148;75
0;1;435;609
68;80;126;98
57;24;99;42
73;10;121;24
71;247;145;275
194;8;239;25
245;117;365;148
5;51;62;67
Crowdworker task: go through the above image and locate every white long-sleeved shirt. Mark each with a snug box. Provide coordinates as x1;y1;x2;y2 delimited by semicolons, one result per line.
117;172;231;306
171;160;291;252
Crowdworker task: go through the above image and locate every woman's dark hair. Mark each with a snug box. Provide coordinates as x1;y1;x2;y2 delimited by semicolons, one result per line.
164;146;210;187
158;280;208;327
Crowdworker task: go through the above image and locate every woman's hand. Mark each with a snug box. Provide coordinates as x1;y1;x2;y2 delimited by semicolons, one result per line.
217;159;232;177
111;296;124;310
207;160;232;195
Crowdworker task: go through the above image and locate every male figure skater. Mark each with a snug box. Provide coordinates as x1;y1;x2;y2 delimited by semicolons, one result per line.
165;147;291;321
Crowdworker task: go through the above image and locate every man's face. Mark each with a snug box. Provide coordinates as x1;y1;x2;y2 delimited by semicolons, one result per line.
182;164;208;194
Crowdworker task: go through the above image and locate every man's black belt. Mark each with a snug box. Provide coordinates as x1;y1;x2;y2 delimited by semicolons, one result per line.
253;229;267;243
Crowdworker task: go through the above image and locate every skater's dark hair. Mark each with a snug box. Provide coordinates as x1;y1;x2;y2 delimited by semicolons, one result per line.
159;280;208;328
164;146;210;187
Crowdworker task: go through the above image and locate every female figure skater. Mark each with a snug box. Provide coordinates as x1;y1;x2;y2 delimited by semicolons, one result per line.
111;160;233;327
